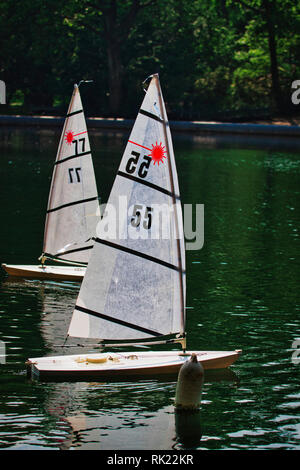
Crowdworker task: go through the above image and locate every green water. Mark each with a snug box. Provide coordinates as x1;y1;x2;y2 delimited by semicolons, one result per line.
0;128;299;450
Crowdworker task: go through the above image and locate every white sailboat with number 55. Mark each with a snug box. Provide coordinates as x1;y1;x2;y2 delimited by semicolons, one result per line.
2;83;100;281
27;74;241;378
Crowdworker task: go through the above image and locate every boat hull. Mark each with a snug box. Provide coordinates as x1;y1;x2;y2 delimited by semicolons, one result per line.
26;350;242;379
1;264;86;281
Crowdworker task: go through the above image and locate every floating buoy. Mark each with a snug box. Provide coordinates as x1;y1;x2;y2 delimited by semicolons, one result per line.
175;353;204;411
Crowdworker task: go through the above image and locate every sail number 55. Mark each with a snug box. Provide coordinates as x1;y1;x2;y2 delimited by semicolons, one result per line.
126;150;151;179
131;204;152;230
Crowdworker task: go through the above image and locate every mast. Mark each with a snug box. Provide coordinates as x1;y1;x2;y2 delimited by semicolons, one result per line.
152;74;186;348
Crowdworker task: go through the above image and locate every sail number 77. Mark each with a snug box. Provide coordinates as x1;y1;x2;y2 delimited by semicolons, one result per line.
68;167;82;183
72;137;86;155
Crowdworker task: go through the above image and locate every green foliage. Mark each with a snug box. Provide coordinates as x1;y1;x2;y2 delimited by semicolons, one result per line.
0;0;299;118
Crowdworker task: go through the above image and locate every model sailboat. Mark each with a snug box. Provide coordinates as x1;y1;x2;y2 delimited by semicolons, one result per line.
27;74;241;378
2;84;100;281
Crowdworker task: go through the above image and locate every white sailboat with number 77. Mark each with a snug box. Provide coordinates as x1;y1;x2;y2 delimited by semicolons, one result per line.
2;82;100;281
26;74;241;378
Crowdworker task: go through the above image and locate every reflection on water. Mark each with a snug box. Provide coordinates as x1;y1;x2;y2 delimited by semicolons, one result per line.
0;276;238;450
48;381;177;450
175;411;202;449
38;366;232;450
0;128;299;450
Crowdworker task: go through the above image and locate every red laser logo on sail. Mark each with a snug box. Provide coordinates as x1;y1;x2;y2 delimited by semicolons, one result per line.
65;131;75;145
128;140;167;166
65;130;87;145
148;141;167;166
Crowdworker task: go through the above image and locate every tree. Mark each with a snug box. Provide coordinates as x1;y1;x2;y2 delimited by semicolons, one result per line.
76;0;157;116
231;0;299;113
0;0;299;118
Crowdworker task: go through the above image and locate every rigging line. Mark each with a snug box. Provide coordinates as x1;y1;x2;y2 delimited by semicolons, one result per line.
93;237;186;273
52;245;93;257
99;333;183;345
142;74;154;93
78;80;93;88
75;305;163;337
39;254;87;266
97;338;184;348
117;171;180;200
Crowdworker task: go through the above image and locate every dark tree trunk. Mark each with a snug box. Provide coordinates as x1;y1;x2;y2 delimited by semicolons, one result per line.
106;37;123;116
102;1;123;116
262;0;284;112
99;0;154;116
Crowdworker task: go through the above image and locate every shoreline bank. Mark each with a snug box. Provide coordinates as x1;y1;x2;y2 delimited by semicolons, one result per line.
1;114;300;137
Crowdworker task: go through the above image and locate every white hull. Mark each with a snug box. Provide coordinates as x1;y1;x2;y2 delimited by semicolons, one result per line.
27;349;242;379
1;263;86;281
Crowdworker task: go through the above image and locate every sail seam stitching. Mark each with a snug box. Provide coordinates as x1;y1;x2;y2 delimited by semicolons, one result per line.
55;150;91;165
66;109;83;118
94;237;185;273
139;108;163;123
75;305;163;336
47;196;98;213
117;171;180;200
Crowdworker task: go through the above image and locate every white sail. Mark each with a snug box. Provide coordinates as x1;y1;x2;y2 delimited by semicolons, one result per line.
43;84;100;264
68;74;185;344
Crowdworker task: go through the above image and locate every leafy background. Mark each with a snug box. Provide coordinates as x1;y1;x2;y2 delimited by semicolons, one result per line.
0;0;299;120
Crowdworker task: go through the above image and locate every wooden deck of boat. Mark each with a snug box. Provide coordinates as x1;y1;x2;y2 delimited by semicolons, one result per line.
1;263;85;281
27;350;242;379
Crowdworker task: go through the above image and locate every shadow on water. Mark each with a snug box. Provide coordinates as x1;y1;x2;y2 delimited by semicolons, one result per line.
26;367;239;385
